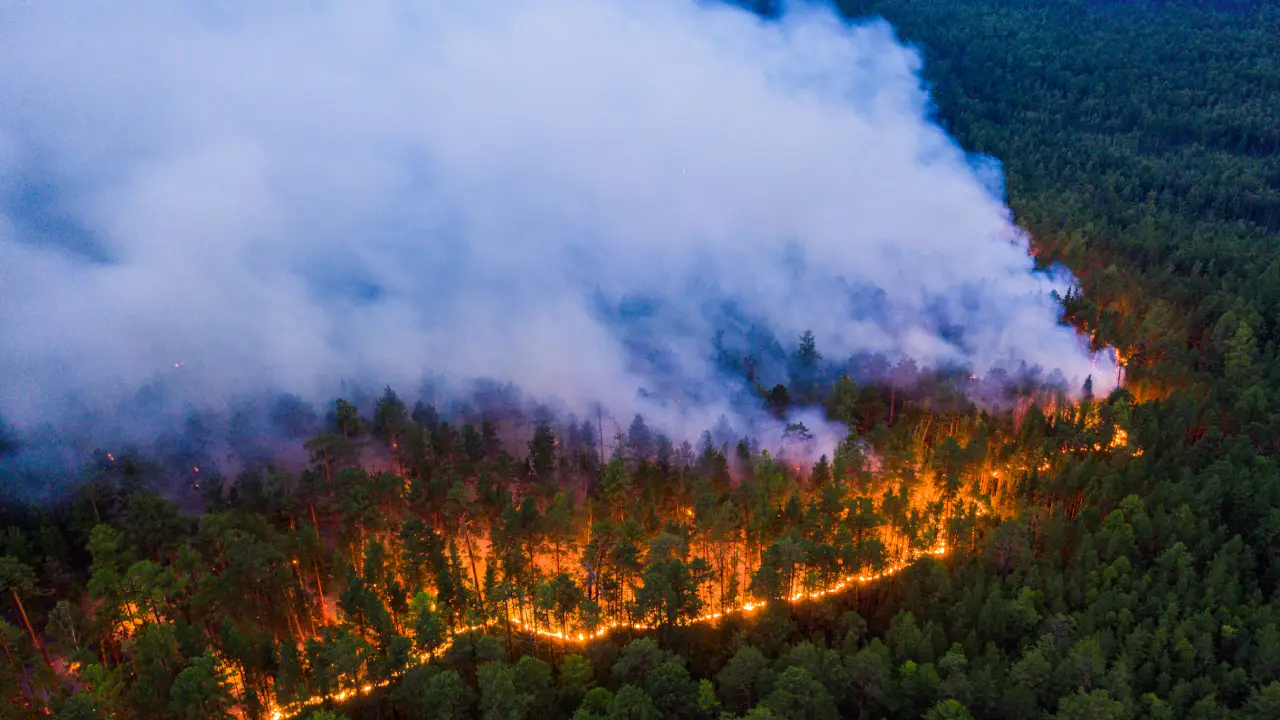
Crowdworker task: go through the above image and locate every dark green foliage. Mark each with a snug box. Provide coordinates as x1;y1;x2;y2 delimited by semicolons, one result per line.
3;3;1280;720
420;669;477;720
760;666;838;720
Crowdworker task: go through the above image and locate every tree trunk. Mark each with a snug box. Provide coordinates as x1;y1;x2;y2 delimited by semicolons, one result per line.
462;525;483;605
310;504;323;543
313;560;328;625
504;595;514;657
323;452;333;497
12;589;53;669
295;564;320;634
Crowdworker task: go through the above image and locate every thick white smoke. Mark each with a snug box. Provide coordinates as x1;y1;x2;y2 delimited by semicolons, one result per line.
0;0;1113;469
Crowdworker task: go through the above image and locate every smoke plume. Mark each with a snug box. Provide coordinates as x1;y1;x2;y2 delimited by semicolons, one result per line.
0;0;1114;484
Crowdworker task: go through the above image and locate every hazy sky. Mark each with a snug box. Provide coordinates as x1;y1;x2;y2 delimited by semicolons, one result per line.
0;0;1113;458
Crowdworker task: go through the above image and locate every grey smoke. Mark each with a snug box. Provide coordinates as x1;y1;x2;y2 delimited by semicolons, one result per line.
0;0;1114;479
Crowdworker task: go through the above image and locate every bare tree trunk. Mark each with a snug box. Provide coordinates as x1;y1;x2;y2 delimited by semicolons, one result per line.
310;504;323;543
323;453;333;497
294;564;320;634
462;524;483;604
287;599;306;643
12;589;52;669
313;560;328;626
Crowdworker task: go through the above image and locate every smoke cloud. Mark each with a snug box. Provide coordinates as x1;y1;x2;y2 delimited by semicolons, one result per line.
0;0;1113;483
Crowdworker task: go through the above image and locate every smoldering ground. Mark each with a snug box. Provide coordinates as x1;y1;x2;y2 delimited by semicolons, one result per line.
0;0;1114;492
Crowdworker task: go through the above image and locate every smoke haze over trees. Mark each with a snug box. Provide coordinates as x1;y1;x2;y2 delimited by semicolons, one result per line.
0;0;1112;485
2;1;1280;719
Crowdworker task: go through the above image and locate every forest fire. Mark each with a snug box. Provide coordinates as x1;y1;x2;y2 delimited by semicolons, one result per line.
265;541;950;720
3;0;1271;715
32;385;1142;720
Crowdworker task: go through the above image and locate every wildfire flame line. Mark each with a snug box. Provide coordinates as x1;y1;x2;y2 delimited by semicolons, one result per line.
266;542;947;720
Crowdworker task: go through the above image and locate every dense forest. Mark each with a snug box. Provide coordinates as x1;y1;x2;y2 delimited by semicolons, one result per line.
3;0;1280;719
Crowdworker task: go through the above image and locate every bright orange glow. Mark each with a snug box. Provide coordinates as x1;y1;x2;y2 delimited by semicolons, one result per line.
227;402;1141;720
264;541;949;720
